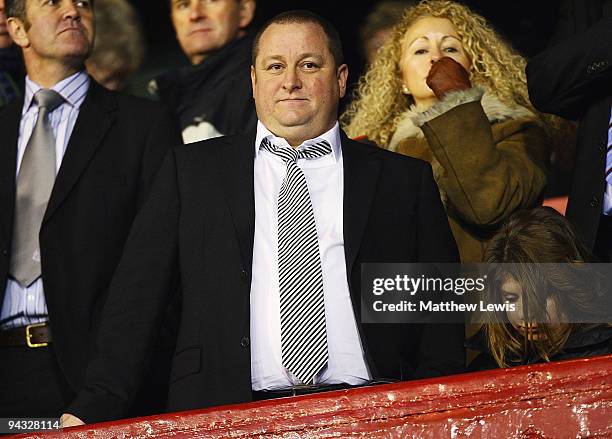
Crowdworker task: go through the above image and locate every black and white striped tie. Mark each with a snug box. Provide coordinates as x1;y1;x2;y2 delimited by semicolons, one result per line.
260;137;331;385
606;120;611;185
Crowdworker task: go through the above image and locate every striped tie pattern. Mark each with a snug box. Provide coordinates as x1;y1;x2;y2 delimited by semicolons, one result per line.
606;121;612;185
260;137;331;385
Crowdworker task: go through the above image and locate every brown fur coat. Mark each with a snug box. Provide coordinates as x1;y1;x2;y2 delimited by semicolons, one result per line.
389;88;549;262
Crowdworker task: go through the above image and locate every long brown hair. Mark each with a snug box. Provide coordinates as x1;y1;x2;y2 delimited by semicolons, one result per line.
483;207;607;367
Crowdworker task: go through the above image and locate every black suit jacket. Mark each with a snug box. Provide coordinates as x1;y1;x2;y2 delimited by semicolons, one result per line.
68;130;465;423
527;0;612;251
0;80;182;392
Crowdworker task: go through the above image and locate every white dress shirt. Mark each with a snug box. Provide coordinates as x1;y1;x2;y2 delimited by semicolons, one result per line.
0;71;90;329
250;121;371;390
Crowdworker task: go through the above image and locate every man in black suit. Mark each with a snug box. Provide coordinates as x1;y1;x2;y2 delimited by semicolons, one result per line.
0;0;181;418
64;10;465;425
527;0;612;261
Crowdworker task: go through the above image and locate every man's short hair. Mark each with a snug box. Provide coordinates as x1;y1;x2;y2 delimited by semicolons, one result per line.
5;0;26;20
251;10;344;67
167;0;241;13
5;0;95;21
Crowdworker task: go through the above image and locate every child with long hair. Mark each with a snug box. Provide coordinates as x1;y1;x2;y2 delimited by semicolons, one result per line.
469;207;611;369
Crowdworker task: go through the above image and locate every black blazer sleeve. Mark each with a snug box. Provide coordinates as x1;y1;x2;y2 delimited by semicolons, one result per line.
526;8;612;120
66;148;181;423
415;163;465;378
137;105;183;208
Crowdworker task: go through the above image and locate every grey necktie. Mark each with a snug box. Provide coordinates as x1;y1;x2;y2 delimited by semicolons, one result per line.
10;89;64;288
260;137;331;385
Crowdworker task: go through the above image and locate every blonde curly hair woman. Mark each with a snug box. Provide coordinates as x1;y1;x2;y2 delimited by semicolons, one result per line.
342;0;551;262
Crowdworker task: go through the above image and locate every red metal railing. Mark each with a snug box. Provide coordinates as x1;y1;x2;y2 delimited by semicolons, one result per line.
14;354;612;438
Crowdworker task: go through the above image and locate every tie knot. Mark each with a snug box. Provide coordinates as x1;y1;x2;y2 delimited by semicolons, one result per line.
260;138;332;164
34;89;64;112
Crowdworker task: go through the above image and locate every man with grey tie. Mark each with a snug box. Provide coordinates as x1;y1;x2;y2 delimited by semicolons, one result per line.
0;0;181;417
64;10;464;425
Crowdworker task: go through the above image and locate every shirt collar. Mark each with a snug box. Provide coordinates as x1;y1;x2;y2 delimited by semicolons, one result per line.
22;70;90;115
255;120;342;163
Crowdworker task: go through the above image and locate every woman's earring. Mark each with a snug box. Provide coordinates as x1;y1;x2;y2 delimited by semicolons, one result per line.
401;84;410;95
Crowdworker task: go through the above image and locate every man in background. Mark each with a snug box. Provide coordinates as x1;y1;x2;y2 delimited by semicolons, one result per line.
150;0;257;143
86;0;145;91
0;0;23;106
359;1;413;66
0;0;181;417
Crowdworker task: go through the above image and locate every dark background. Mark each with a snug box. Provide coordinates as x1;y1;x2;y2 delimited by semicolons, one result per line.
128;0;563;95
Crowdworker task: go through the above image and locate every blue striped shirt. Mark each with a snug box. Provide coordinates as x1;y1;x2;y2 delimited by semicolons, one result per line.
0;71;90;329
604;107;612;216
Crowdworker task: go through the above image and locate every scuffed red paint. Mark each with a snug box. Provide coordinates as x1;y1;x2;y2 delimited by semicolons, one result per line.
11;355;612;438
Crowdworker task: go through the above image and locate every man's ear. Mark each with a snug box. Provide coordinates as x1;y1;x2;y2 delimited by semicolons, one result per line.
337;63;348;99
238;0;256;30
7;16;29;48
250;65;256;97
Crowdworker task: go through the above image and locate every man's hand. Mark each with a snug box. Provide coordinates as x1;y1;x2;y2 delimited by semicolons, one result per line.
426;57;472;100
60;413;85;428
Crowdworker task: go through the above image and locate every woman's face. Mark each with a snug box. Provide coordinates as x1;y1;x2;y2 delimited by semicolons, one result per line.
500;275;563;340
399;17;471;111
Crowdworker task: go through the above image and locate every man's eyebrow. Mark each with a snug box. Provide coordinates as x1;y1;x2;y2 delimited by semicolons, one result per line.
260;55;286;64
298;53;324;60
261;53;324;62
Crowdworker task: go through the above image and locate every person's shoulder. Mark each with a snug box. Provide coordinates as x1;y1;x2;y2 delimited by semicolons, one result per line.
85;81;168;114
174;131;253;156
344;135;432;171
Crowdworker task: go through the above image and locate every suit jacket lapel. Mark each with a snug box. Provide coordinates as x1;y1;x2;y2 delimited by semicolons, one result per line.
43;80;116;225
0;99;21;248
342;132;382;277
216;131;256;272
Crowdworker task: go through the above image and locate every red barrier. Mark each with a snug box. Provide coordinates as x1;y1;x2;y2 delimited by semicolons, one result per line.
13;355;612;438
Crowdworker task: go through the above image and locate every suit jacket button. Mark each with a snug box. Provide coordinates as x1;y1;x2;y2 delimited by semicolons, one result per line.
240;336;250;348
240;268;249;282
591;196;599;207
0;249;7;256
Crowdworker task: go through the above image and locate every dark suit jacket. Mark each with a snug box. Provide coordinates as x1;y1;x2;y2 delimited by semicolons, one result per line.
67;130;465;423
0;80;182;393
526;0;612;251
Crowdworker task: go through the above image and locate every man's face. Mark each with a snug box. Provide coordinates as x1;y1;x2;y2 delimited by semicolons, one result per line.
8;0;94;67
0;0;13;48
171;0;254;65
251;22;348;147
364;27;392;65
